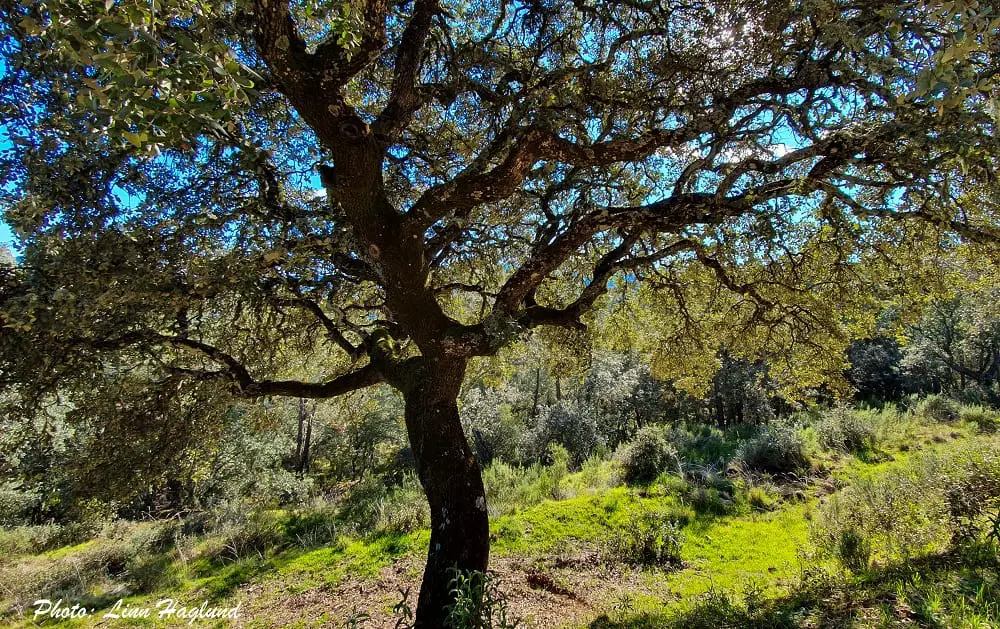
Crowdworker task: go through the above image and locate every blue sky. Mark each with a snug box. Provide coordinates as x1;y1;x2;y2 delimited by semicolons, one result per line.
0;222;12;248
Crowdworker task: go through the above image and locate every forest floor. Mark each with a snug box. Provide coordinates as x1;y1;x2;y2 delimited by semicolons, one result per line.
2;408;999;628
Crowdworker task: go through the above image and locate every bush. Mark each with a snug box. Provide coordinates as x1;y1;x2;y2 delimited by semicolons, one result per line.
616;425;678;485
378;473;431;533
284;504;340;549
462;388;522;465
732;421;809;475
334;473;430;535
812;440;1000;567
603;505;684;567
0;522;97;559
745;483;779;512
565;454;621;495
915;394;960;422
816;406;878;453
0;484;39;526
682;464;737;515
482;456;571;517
529;401;602;467
959;404;1000;433
336;476;392;532
533;444;571;500
0;523;186;614
218;512;284;562
834;527;871;572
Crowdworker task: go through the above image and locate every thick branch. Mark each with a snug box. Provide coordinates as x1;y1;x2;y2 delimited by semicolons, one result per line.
374;0;440;142
405;63;844;236
90;331;381;398
517;237;696;330
168;364;383;399
276;298;366;360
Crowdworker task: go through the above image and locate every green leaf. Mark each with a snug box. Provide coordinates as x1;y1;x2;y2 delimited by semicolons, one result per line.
122;131;146;148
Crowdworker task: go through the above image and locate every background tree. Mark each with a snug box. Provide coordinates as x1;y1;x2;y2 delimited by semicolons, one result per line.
2;0;999;624
903;288;1000;402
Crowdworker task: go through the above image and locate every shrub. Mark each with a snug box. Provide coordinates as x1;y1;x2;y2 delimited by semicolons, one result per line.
603;506;684;567
284;505;340;549
219;512;284;562
732;421;809;475
538;444;570;499
336;476;391;532
915;394;960;422
812;440;1000;567
816;406;878;453
834;527;871;572
0;522;97;559
682;464;737;515
616;425;678;485
482;460;561;516
529;401;602;467
745;484;779;512
0;484;38;526
378;473;431;533
959;405;1000;433
462;388;522;465
0;530;178;613
565;454;621;495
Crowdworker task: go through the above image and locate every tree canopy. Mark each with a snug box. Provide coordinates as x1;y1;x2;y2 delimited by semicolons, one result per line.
1;0;999;624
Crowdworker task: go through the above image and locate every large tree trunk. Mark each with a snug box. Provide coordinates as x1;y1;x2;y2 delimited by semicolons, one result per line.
402;356;489;627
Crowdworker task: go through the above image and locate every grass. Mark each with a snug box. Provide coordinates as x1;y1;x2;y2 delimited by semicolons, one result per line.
3;400;999;628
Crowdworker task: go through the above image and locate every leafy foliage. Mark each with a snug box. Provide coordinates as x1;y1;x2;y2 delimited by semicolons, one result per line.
732;421;810;475
815;406;879;453
616;425;679;485
444;569;520;629
814;439;1000;567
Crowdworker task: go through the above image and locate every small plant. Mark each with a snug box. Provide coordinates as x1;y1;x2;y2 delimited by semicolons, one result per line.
540;444;570;499
915;395;960;423
616;425;678;485
987;509;1000;544
378;473;432;533
393;586;415;629
444;568;520;629
959;405;1000;433
732;421;809;475
219;512;283;562
604;506;684;567
835;527;871;572
284;505;339;549
816;406;878;453
746;484;778;512
610;592;635;622
345;608;370;628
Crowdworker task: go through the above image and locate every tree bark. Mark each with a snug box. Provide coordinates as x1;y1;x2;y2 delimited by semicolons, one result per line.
401;355;489;628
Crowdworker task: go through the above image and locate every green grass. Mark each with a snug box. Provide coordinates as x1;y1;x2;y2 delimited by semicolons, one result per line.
666;502;814;599
4;404;999;628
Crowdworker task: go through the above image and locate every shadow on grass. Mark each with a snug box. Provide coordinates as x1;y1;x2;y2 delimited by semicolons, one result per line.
193;529;420;601
589;541;1000;628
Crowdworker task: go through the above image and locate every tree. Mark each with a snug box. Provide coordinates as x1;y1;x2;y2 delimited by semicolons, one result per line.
903;288;1000;400
1;0;999;624
846;336;906;403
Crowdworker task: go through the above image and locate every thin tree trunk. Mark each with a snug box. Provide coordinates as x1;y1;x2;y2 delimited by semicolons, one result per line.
531;367;541;418
402;356;489;628
295;398;305;471
300;415;312;475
